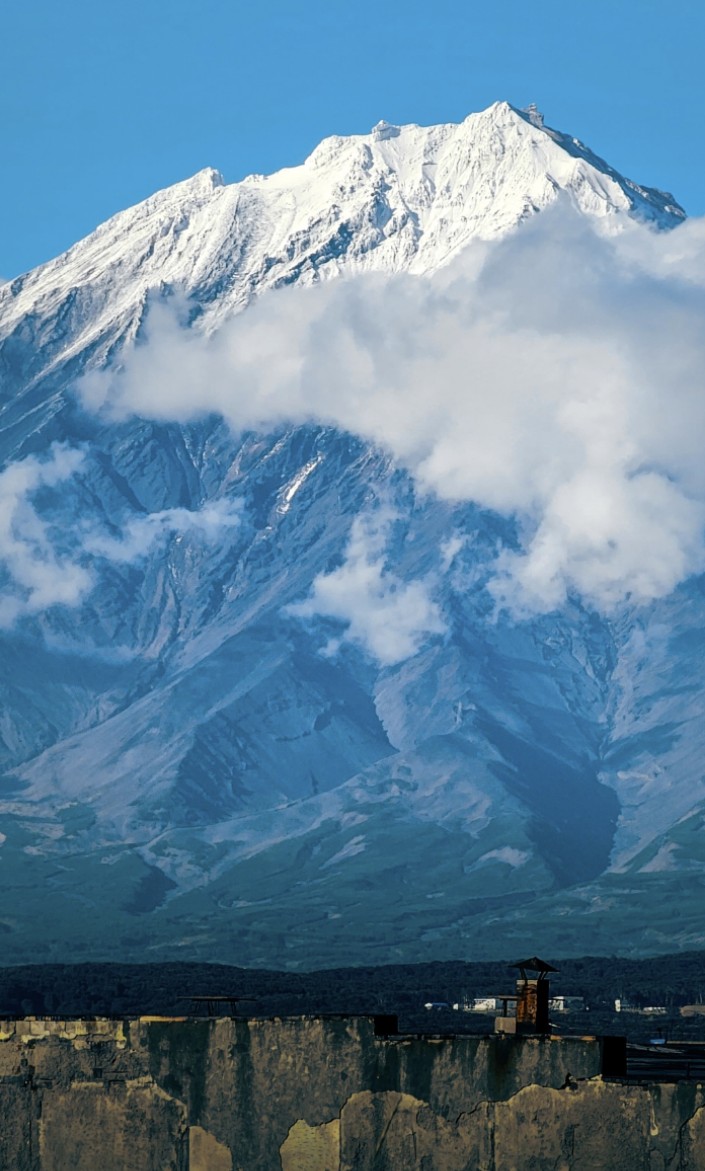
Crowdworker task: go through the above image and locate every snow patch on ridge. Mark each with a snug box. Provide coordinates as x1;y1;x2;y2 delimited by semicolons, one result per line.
276;455;324;515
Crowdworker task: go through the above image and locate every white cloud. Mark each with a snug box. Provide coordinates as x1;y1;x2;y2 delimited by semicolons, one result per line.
0;445;92;627
492;468;705;614
0;446;242;628
439;534;466;572
78;205;705;614
84;498;242;562
286;508;445;666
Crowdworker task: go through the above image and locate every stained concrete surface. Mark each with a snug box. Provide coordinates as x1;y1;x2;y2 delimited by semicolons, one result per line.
1;1016;704;1169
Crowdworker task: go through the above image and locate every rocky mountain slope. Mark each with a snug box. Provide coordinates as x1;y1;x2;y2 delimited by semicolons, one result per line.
0;102;701;968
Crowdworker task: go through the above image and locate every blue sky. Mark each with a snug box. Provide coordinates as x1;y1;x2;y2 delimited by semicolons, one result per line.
3;0;704;278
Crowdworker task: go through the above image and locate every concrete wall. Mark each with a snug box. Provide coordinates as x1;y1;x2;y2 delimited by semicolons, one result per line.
0;1016;703;1169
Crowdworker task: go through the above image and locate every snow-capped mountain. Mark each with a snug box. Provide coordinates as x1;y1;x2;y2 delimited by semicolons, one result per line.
0;102;701;969
0;101;683;383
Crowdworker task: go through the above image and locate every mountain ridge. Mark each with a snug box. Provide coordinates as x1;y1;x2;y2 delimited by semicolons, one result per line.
0;102;684;353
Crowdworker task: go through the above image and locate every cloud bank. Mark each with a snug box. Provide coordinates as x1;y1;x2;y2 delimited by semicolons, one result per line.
0;446;242;628
0;446;91;627
84;499;242;563
80;206;705;614
286;508;445;666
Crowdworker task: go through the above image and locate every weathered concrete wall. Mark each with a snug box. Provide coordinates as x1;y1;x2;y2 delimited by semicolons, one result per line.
0;1016;704;1170
280;1083;705;1171
38;1081;186;1171
140;1016;603;1166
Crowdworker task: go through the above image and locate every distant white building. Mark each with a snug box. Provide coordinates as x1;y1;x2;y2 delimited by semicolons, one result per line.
615;999;667;1015
549;996;586;1013
471;997;501;1013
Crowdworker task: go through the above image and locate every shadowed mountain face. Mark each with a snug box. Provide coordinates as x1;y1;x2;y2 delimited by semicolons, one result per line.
0;103;702;968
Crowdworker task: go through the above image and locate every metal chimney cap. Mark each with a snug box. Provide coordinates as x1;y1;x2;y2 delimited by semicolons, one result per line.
511;957;559;974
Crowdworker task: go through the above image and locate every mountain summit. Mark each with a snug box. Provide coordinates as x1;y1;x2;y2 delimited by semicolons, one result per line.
1;101;684;376
0;105;700;969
